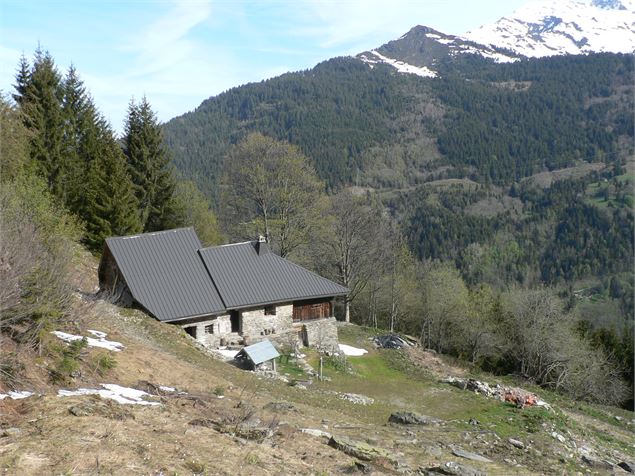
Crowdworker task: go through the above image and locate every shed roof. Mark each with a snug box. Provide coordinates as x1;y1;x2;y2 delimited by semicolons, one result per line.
199;241;349;309
105;228;225;322
236;340;280;365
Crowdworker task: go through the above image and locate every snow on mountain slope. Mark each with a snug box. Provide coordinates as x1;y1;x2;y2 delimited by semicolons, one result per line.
358;50;437;78
356;26;518;78
464;0;635;57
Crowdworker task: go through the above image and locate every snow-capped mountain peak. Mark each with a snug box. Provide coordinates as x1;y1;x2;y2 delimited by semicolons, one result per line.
356;25;518;79
464;0;635;57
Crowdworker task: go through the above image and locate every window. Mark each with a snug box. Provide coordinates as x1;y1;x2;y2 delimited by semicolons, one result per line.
184;326;197;339
264;305;276;316
205;324;214;334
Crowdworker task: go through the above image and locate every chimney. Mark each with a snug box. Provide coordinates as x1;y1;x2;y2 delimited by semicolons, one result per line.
256;235;269;255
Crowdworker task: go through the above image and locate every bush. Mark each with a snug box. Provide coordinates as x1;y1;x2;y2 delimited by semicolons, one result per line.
0;174;81;345
93;353;117;375
213;386;225;397
49;338;87;384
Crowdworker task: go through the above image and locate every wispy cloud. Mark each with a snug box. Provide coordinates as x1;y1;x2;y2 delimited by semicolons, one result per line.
3;0;526;132
83;1;241;129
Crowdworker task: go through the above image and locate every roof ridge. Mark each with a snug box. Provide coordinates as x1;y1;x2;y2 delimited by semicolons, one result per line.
106;227;196;242
199;240;254;250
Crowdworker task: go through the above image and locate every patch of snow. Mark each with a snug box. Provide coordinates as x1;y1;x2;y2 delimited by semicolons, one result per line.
457;44;519;63
58;388;101;397
158;385;176;393
0;391;34;400
464;0;635;57
365;50;437;78
58;383;160;405
52;330;124;352
338;344;368;356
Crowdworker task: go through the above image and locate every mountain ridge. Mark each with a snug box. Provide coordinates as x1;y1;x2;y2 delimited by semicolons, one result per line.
464;0;635;57
354;0;634;78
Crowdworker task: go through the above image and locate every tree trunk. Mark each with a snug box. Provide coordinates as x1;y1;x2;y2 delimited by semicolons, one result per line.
344;297;351;323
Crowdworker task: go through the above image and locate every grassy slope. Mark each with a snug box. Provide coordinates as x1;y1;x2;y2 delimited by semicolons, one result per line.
1;255;633;475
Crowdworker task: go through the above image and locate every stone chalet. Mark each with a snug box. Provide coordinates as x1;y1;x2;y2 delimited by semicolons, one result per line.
98;228;348;351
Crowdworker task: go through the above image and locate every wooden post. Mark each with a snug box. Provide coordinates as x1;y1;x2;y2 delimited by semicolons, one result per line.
273;358;277;373
319;356;323;381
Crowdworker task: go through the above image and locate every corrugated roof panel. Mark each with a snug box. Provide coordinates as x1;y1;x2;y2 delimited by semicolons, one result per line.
198;241;349;309
237;340;280;365
106;228;225;321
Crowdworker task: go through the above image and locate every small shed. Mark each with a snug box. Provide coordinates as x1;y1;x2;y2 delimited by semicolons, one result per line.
234;340;280;371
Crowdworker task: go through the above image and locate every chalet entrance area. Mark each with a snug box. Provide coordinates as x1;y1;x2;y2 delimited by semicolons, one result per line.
230;310;240;333
292;299;333;322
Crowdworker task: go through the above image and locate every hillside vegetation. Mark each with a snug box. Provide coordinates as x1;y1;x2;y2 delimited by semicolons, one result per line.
1;256;634;475
163;52;634;407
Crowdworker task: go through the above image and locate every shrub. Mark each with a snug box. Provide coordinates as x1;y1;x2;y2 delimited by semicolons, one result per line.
93;353;117;375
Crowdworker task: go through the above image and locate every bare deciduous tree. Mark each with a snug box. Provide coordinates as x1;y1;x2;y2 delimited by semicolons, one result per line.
221;133;326;258
326;191;380;323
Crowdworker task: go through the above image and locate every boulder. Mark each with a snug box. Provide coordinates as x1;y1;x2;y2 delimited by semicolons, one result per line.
508;438;525;449
264;401;296;413
389;411;442;425
328;435;394;464
301;428;332;439
426;461;487;476
581;455;613;471
451;448;493;463
373;334;411;349
339;393;374;405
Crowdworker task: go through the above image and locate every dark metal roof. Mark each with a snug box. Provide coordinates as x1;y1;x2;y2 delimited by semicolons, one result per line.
105;228;225;322
236;340;280;365
199;241;349;309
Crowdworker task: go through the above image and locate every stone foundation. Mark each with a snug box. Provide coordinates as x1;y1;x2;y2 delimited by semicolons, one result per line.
294;317;339;352
240;304;294;346
178;304;339;352
181;314;243;347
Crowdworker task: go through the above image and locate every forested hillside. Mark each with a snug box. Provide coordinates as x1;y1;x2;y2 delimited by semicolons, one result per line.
164;53;632;192
164;52;634;407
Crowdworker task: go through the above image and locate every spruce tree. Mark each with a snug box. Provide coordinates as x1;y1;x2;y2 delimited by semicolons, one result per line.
83;129;141;250
17;48;65;196
13;54;31;106
60;65;102;211
122;96;177;232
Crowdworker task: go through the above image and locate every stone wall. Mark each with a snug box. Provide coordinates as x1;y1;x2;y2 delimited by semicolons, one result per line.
181;314;243;347
240;304;294;346
296;317;339;352
178;303;339;351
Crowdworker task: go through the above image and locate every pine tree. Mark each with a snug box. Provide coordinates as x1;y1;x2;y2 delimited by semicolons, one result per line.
122;96;177;232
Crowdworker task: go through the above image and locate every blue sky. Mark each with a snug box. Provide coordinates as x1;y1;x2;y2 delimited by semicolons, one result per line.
1;0;526;133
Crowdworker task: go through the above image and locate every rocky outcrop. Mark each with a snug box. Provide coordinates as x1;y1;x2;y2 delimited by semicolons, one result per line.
388;411;442;425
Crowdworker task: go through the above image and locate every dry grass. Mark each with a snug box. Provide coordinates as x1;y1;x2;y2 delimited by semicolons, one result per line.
1;263;633;475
